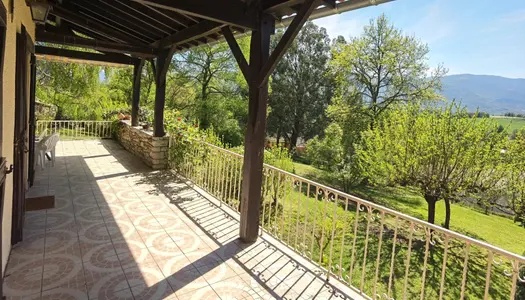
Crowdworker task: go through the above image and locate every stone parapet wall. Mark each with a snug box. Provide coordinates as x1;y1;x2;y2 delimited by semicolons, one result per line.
115;121;169;169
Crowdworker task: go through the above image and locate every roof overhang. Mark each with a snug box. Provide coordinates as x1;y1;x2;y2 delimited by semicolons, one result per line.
35;0;392;63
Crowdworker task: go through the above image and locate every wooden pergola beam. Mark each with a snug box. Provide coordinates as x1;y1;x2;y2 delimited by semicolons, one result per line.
132;0;258;30
35;45;138;65
36;30;157;58
153;49;174;137
221;26;249;81
156;20;223;48
257;0;319;87
132;59;145;126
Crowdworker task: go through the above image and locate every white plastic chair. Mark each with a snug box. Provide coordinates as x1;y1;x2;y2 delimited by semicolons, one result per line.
36;128;48;142
36;133;60;170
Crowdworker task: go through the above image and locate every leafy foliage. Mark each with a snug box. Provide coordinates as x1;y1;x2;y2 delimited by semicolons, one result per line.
305;123;343;171
357;102;508;227
267;22;334;150
329;14;446;130
36;59;127;120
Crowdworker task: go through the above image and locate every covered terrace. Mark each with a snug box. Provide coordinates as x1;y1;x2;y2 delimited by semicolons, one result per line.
3;139;361;299
6;0;523;299
33;0;391;252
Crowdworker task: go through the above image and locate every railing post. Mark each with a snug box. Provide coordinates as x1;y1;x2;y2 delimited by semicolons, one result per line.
239;14;274;243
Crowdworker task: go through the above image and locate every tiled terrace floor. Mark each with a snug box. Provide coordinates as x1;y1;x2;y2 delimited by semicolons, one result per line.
3;140;362;300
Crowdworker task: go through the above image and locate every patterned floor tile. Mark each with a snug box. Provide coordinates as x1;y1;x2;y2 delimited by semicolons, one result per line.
144;231;185;262
39;287;89;300
176;285;221;300
124;264;174;300
4;140;361;300
3;259;44;297
159;256;209;296
41;255;85;292
210;275;261;299
86;269;133;300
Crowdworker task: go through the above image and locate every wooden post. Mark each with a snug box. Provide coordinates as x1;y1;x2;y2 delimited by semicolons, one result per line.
239;14;274;243
28;54;37;186
131;59;144;126
153;50;172;137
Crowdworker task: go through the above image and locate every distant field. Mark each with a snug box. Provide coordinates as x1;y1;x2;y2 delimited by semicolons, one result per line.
491;116;525;131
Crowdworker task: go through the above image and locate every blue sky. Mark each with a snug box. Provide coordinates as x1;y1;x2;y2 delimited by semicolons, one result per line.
313;0;525;78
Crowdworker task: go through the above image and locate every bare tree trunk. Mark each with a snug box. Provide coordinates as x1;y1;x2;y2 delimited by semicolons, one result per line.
444;198;451;229
425;194;438;224
289;129;298;152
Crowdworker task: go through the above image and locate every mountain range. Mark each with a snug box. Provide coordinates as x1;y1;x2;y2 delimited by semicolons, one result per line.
440;74;525;115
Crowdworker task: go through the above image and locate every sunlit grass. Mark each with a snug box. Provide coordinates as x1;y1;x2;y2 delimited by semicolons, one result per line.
293;162;525;255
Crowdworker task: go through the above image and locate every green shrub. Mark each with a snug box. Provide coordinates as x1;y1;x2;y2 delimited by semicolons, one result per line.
306;123;344;171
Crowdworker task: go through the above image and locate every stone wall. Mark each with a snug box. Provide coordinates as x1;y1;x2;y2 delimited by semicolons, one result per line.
115;121;169;169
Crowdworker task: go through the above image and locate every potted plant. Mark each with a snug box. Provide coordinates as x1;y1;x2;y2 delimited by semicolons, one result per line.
141;109;153;130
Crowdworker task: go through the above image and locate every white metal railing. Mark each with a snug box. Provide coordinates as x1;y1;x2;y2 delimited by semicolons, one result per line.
169;138;525;300
36;120;113;140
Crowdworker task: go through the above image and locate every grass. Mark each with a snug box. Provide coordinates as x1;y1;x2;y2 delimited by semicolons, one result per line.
293;161;525;255
176;146;525;299
491;116;525;132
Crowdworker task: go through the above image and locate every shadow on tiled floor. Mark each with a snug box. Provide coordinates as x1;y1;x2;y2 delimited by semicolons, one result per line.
3;140;363;300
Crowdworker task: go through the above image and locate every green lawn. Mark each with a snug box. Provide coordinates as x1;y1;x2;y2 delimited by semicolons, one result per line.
492;116;525;132
293;162;525;255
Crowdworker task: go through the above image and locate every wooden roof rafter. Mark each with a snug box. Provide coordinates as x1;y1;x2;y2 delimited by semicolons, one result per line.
35;45;138;66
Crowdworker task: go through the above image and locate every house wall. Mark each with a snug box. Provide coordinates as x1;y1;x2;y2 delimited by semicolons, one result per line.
1;0;35;273
115;121;169;170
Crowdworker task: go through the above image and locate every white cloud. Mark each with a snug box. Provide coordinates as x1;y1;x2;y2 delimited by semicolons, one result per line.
313;14;365;40
405;1;456;45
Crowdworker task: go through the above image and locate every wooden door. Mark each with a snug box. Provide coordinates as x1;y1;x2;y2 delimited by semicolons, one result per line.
0;1;7;298
11;26;29;245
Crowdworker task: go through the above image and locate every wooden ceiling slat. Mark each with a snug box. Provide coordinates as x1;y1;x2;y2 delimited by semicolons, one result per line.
113;0;185;33
132;0;258;30
98;0;172;35
137;2;197;28
75;11;153;44
155;20;223;49
71;0;164;42
50;5;142;45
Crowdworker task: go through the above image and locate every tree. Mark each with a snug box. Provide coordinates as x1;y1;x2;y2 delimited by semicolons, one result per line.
357;102;508;228
267;22;334;151
330;14;446;130
37;59;103;119
507;129;525;227
105;63;157;108
177;43;238;129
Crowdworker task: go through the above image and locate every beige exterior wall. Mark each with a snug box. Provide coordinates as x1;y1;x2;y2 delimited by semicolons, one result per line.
1;0;35;273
